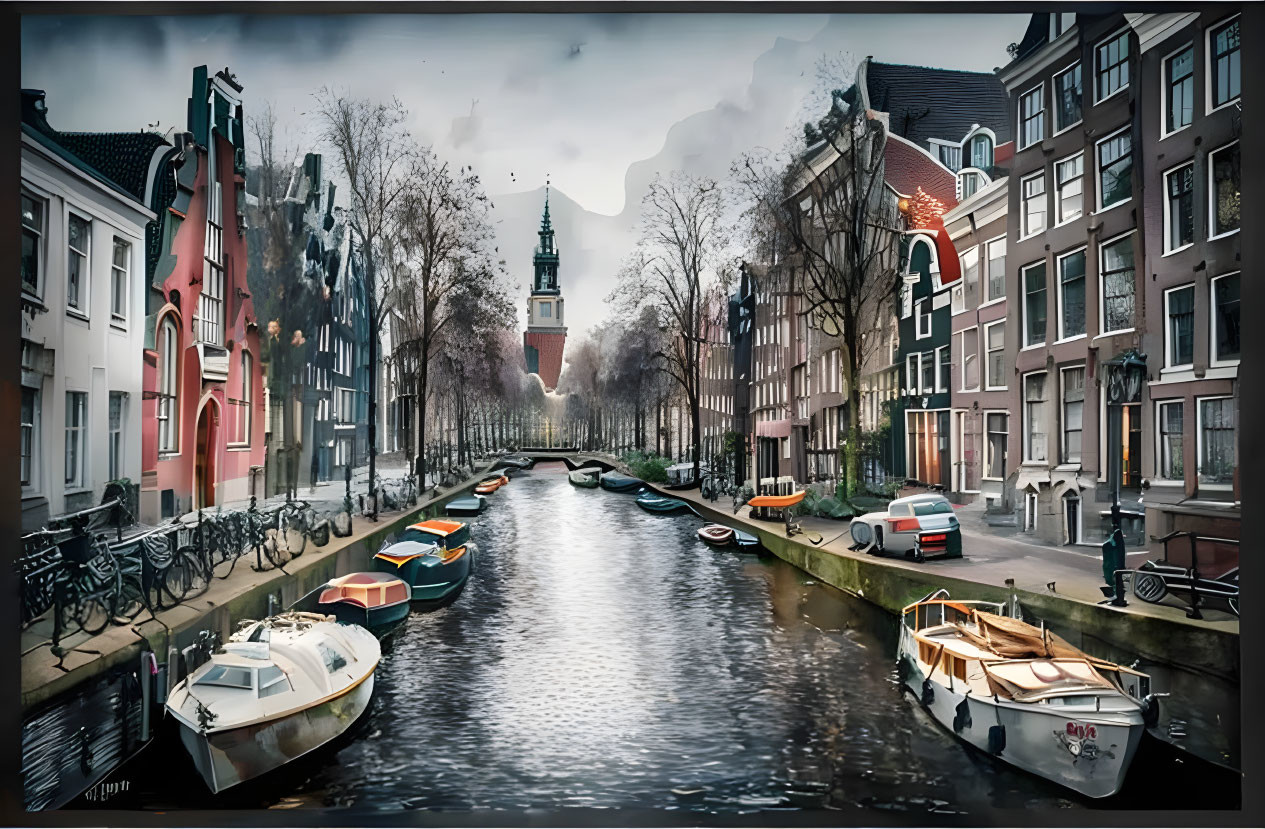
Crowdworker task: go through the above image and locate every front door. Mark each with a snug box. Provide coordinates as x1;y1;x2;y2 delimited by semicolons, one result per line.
194;404;216;510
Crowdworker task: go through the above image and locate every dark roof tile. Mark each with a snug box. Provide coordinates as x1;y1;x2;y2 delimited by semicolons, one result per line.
866;61;1012;147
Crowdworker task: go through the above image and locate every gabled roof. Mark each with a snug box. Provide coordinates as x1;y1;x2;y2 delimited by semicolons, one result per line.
864;60;1012;146
884;135;958;207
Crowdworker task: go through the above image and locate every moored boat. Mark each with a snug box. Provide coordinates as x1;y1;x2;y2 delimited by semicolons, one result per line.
746;490;806;509
165;613;380;794
898;592;1160;799
600;472;643;493
373;519;477;604
697;524;736;545
289;573;411;640
635;491;692;515
568;467;602;488
473;475;507;495
445;494;487;516
733;529;761;550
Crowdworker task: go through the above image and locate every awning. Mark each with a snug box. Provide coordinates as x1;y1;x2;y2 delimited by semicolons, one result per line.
755;418;792;439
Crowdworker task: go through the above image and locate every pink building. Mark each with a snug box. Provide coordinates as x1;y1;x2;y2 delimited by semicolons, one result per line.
140;67;264;521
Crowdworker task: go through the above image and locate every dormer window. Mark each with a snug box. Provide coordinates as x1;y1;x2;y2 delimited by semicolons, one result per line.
1050;12;1075;40
959;170;985;200
967;133;993;169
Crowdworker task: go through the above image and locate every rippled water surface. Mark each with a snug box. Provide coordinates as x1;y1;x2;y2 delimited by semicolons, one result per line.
109;461;1235;816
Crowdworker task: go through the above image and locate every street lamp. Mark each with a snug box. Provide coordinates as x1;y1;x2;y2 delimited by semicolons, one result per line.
1100;349;1146;607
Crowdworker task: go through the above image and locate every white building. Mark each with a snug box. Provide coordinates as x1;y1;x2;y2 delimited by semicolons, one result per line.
21;90;159;530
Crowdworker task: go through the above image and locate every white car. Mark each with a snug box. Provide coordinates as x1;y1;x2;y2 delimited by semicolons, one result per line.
849;492;962;561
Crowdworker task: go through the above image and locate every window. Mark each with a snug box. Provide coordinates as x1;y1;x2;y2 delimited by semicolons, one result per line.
108;392;124;481
1023;373;1047;463
1209;16;1240;110
1209;142;1239;238
1164;46;1194;133
157;315;180;454
1057;249;1086;340
1050;12;1075;39
21;192;44;297
195;665;254;690
986;238;1006;301
1100;234;1135;334
968;134;993;169
110;238;129;323
1022;262;1047;347
21;386;39;489
67;213;90;314
1021;173;1046;236
985;413;1008;479
1019;85;1044;149
258;665;291;699
960;171;982;200
65;391;87;489
1211;272;1240;364
958;328;979;392
1097;128;1132;210
936;346;950;394
984;321;1006;390
916;299;931;339
200;180;225;344
1096;29;1130;101
1164;285;1195;369
1061;366;1085;464
960;247;979;295
540;301;552;318
900;281;913;318
1198;397;1235;485
232;351;253;445
1055;154;1084;224
1054;63;1083;132
1156;401;1184;480
1164;163;1195;252
906;354;919;394
921;351;935;396
935;142;962;172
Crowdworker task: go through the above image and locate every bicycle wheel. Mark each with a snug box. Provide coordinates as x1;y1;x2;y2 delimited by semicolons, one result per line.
264;521;293;569
76;588;115;635
115;575;147;622
165;547;210;602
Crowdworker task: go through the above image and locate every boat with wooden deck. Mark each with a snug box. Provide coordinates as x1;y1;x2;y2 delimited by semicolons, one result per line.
635;491;693;515
600;472;643;493
568;467;602;488
166;613;380;794
289;573;411;640
898;592;1161;799
697;524;735;545
373;519;477;604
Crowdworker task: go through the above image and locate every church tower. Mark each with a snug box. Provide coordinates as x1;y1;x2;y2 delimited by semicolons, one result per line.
523;186;567;390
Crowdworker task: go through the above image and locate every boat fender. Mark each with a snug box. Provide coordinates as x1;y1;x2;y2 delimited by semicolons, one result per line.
988;724;1006;755
953;699;972;733
920;678;934;707
1141;693;1165;728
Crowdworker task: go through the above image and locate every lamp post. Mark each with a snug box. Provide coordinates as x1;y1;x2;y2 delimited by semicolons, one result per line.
1103;350;1147;536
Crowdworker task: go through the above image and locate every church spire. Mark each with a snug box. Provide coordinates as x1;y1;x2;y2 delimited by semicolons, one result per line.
539;179;553;237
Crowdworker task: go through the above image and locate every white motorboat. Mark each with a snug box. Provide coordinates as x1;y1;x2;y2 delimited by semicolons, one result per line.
898;592;1161;799
165;612;381;794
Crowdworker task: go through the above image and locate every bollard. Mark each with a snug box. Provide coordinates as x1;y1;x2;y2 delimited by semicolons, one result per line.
1187;534;1203;620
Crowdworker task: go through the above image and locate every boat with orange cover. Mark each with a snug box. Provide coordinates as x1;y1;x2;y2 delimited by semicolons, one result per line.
745;489;806;509
373;519;477;604
474;474;509;495
290;572;411;640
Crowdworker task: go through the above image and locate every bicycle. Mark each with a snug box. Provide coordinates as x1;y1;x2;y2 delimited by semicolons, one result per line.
51;529;121;638
273;499;313;562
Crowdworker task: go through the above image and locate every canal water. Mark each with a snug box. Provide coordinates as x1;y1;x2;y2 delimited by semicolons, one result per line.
97;461;1237;816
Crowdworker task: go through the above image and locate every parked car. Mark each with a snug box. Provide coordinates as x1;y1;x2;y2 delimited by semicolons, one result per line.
848;493;962;562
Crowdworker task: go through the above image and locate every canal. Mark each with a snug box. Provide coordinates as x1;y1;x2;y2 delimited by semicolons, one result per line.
97;461;1237;816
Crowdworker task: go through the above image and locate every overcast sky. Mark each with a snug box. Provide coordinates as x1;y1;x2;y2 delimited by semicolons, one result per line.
22;13;1028;335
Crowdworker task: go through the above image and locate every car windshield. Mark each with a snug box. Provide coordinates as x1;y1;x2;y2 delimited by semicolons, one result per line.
399;528;442;546
913;501;953;516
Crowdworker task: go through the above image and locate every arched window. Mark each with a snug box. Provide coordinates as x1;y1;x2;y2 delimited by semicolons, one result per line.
158;315;180;453
968;133;994;169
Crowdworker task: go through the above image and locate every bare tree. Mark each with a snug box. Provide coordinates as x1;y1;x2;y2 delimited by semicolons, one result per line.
313;89;415;516
613;172;726;485
732;73;902;498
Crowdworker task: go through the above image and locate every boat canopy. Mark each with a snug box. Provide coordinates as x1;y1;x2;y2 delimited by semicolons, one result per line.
319;577;409;609
983;659;1116;700
401;523;470;549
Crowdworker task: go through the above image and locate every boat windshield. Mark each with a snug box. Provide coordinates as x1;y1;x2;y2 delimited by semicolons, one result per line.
195;665;254;690
399;528;443;546
258;664;291;698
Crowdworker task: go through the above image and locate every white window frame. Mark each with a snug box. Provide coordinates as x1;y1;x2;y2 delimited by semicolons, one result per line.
962;127;997;170
108;391;125;482
1163;283;1196;371
1053;151;1084;226
906;353;919;395
1098;230;1137;336
21;383;41;493
110;237;130;327
1021;260;1048;348
929;138;962;172
957;326;980;393
1154;399;1185;482
66;211;91;319
1052;61;1083;136
935;345;949;394
1160;41;1195;140
916;298;932;340
1094;27;1131;104
1020;170;1046;239
1205;13;1241;115
1207;140;1240;241
1060;365;1086;466
200;180;225;345
984;236;1006;304
1195;395;1235;488
1095;125;1133;213
1022;370;1048;464
157;314;180;455
1018;83;1045;151
65;390;88;492
984;320;1007;391
957;168;989;201
983;410;1008;481
1209;271;1241;368
1055;246;1088;342
1162;160;1196;255
21;188;47;301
